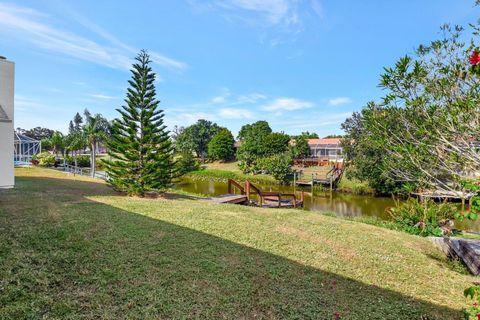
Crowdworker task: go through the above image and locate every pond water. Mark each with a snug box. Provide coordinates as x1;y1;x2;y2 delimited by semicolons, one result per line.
174;177;480;232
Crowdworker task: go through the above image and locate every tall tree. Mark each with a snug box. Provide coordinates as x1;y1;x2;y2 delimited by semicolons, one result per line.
342;23;480;195
68;121;75;134
290;135;310;158
176;119;219;162
50;132;64;156
236;121;290;173
83;110;110;178
237;120;272;141
104;50;173;195
18;127;55;140
299;131;319;139
65;131;87;167
73;112;83;131
208;128;235;161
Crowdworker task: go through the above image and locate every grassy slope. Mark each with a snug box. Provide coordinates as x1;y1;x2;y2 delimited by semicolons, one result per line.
0;168;474;319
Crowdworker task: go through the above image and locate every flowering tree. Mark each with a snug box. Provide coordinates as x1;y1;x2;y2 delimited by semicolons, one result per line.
343;23;480;198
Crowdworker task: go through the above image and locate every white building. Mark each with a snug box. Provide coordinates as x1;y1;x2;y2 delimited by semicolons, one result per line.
0;56;14;188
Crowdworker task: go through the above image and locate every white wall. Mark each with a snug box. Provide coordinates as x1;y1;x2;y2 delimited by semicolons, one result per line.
0;58;14;189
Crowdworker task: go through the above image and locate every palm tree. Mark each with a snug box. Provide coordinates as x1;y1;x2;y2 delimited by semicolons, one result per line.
50;132;64;157
83;110;110;177
66;131;87;168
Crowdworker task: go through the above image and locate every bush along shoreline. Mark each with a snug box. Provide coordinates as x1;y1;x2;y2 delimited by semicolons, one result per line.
184;168;277;185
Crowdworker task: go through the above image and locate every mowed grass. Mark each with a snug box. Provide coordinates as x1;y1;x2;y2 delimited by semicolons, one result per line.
0;168;474;319
202;160;243;173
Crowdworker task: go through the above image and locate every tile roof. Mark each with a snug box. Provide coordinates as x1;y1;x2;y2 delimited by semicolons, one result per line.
307;138;341;146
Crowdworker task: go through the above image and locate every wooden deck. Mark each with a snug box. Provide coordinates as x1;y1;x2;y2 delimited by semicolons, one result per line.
295;165;343;188
208;194;248;204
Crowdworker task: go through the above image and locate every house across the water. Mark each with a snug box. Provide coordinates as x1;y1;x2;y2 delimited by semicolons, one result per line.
307;138;343;160
294;138;343;167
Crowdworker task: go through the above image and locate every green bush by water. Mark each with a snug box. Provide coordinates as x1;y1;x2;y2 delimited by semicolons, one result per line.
388;198;457;237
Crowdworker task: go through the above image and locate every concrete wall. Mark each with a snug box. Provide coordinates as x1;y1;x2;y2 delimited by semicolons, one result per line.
0;58;14;188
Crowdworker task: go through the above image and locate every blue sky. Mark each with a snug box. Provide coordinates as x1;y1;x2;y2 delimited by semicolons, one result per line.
1;0;478;137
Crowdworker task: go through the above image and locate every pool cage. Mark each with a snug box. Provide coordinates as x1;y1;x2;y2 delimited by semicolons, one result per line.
14;132;41;166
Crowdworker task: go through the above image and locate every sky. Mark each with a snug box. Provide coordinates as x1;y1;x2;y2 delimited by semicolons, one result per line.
1;0;479;137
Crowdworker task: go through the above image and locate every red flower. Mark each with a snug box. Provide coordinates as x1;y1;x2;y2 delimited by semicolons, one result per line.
470;50;480;65
334;312;341;320
477;314;480;320
332;280;337;290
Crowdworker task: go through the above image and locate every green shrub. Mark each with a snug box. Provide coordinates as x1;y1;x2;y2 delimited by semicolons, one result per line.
254;153;293;184
207;128;235;161
388;198;457;237
464;284;480;319
36;152;56;167
176;152;200;176
65;155;90;167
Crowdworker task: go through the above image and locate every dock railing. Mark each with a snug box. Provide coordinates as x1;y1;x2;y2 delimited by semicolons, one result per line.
228;179;245;195
245;180;304;208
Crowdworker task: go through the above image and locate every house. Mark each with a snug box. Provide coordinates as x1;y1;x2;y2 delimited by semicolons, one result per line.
307;138;343;160
0;56;14;188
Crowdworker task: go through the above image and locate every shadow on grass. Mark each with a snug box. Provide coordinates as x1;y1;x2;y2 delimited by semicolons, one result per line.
0;176;462;319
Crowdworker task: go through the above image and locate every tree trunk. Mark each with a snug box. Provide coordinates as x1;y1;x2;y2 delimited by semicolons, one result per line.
91;143;96;178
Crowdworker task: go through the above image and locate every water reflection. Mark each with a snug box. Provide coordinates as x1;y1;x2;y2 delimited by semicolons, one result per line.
174;178;480;232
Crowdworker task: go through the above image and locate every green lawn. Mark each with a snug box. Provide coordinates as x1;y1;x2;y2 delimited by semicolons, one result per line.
202;160;243;173
0;168;474;319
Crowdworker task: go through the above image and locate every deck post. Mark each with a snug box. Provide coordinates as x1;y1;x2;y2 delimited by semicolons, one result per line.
293;171;296;193
311;173;314;197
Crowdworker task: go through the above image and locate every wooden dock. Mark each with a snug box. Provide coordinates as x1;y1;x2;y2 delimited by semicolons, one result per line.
208;194;248;204
208;179;304;209
295;165;343;188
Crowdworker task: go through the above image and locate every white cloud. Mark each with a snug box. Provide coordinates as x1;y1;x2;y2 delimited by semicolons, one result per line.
328;97;352;106
212;95;227;103
191;0;323;33
237;93;268;104
89;94;118;100
271;112;353;129
310;0;323;19
175;112;217;124
218;108;254;119
0;3;187;71
224;0;290;24
262;98;313;111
